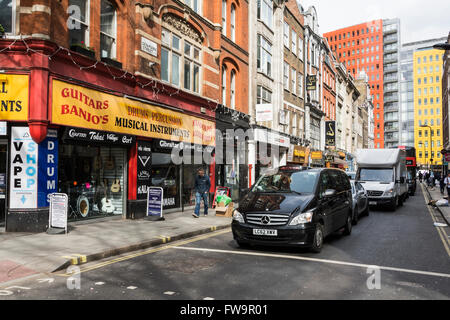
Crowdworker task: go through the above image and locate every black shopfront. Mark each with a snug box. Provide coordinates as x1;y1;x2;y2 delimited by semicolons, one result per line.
215;105;250;202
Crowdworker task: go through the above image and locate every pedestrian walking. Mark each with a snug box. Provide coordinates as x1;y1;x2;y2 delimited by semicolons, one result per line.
193;169;211;218
440;175;446;195
418;171;423;183
445;173;450;199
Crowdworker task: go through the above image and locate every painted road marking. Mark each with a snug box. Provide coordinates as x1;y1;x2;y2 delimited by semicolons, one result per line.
421;184;450;257
164;291;176;295
172;246;450;279
37;278;54;284
58;229;231;276
127;286;138;290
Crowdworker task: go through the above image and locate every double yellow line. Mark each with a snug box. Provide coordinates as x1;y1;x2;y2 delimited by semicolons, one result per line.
57;228;231;277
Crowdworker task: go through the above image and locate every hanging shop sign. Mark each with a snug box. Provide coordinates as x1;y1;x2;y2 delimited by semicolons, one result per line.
137;140;152;200
306;75;317;91
51;80;215;146
311;151;323;160
62;127;135;146
37;130;59;207
325;121;336;147
0;74;29;121
10;127;38;209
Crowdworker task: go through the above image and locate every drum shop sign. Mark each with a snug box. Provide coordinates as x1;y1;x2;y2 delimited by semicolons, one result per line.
10;127;58;209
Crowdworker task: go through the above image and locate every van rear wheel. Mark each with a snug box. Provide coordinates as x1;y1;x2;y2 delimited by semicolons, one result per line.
343;212;353;236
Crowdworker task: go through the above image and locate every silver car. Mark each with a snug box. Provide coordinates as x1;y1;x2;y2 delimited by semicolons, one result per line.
351;181;370;225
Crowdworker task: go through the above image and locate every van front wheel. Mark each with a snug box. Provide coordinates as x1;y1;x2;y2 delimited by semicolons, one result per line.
390;196;398;212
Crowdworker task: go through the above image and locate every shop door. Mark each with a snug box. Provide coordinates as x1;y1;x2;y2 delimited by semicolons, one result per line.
0;141;7;225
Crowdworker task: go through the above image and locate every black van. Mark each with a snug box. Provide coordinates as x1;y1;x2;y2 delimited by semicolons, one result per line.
232;168;353;253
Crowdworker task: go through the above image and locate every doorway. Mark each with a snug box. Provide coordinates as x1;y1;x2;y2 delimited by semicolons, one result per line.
0;140;7;226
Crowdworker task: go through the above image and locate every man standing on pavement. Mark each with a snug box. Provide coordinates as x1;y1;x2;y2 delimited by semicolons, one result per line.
193;169;211;218
444;173;450;199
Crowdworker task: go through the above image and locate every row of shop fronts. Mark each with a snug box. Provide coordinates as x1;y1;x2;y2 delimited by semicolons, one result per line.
0;74;356;233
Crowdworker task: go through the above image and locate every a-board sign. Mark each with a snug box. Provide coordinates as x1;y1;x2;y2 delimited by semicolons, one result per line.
147;187;164;219
48;193;68;234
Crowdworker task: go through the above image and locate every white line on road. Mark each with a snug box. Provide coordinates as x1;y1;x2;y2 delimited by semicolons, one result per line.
172;246;450;279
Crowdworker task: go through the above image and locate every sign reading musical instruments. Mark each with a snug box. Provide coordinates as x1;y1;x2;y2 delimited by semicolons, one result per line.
306;75;317;91
325;121;336;147
0;74;29;121
51;80;215;146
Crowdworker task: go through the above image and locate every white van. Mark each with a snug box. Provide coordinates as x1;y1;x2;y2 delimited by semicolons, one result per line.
355;149;408;211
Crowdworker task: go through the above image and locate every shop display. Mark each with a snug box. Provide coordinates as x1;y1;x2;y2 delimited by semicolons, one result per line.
59;144;125;221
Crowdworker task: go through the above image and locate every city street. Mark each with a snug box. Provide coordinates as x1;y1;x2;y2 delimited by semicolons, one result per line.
1;185;449;300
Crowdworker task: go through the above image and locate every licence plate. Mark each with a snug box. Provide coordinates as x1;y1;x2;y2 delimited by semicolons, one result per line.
369;201;377;206
253;229;278;236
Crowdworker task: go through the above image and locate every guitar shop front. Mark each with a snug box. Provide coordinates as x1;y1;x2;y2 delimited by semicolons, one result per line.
58;127;135;221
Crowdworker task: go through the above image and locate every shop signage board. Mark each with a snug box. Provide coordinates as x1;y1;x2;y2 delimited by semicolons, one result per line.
10;127;38;209
147;187;164;220
325;121;336;147
48;193;68;234
311;151;323;160
137;140;152;200
38;130;58;207
62;127;135;146
255;104;273;122
0;74;29;121
51;80;215;146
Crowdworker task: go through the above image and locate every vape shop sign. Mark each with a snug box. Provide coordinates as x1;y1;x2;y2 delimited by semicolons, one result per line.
10;127;38;209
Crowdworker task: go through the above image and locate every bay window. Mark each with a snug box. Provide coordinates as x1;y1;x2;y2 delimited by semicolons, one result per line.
161;28;201;93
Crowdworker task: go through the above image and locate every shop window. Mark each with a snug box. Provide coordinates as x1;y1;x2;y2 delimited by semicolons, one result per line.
100;0;117;59
152;153;181;209
68;0;90;46
59;145;126;220
0;0;15;34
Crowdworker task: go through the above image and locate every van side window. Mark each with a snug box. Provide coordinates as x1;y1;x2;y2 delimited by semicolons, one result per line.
319;171;330;198
328;171;342;192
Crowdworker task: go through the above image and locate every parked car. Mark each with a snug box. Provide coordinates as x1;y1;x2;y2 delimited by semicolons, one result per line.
232;168;353;253
351;181;369;225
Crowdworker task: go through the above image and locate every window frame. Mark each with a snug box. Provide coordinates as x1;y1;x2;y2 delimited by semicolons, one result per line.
100;0;117;59
68;0;91;47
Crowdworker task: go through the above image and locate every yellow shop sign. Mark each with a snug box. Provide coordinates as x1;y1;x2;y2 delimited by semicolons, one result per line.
0;74;29;121
51;80;215;146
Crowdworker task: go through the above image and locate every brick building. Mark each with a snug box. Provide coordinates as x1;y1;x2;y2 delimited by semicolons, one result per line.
0;0;244;231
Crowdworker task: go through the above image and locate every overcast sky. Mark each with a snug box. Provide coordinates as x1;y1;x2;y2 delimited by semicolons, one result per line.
300;0;450;44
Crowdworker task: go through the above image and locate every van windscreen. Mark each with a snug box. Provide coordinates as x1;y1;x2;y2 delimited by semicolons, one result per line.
359;169;394;183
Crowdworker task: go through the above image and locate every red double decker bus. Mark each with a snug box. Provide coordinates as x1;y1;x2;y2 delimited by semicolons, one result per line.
398;146;417;195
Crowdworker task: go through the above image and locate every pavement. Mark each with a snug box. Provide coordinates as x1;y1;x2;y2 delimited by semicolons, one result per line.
421;182;450;225
0;209;232;285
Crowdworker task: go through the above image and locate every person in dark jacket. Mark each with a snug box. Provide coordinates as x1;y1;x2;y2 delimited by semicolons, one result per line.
193;169;211;218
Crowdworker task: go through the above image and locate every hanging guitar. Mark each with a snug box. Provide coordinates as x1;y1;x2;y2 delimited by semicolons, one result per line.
101;178;116;214
111;165;121;194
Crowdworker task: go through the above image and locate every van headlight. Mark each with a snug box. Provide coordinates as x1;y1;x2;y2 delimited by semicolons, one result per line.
384;188;394;196
289;211;313;226
232;210;245;224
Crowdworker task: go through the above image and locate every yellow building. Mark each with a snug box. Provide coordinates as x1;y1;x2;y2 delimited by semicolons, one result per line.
414;49;443;168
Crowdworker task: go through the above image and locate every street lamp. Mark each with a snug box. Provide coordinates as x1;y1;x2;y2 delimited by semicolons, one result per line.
433;43;450;51
421;125;432;171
